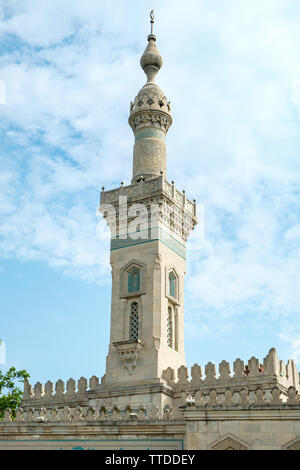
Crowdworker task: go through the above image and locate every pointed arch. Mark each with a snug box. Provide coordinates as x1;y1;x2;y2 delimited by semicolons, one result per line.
128;266;140;293
209;434;249;450
119;259;146;298
169;271;176;298
165;267;179;301
283;437;300;450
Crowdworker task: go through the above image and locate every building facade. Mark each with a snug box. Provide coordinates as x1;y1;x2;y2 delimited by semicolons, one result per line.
1;15;300;450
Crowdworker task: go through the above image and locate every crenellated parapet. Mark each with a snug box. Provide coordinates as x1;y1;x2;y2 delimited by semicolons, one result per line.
179;385;300;410
4;385;300;431
22;375;100;409
162;348;300;397
21;348;299;416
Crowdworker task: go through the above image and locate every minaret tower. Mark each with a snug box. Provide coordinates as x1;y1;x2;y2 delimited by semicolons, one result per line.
100;12;197;390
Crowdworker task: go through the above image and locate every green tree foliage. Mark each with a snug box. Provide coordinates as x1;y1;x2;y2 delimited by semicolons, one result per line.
0;367;30;419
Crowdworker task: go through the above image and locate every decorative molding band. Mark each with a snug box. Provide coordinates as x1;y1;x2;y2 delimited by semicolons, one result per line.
110;227;186;260
1;404;184;424
129;110;172;133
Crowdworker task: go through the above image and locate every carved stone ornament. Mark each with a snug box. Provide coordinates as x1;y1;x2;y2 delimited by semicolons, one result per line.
284;437;300;450
210;434;249;450
113;340;144;374
162;367;175;387
190;363;202;386
154;253;162;269
129;110;172;133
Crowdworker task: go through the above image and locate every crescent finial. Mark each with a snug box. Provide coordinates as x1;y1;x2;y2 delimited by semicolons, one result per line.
150;10;154;35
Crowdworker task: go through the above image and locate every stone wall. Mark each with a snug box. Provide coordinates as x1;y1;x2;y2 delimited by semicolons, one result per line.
183;407;300;450
1;391;300;449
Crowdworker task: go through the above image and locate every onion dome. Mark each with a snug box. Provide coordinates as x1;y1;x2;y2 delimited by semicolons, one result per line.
140;34;163;84
129;13;172;122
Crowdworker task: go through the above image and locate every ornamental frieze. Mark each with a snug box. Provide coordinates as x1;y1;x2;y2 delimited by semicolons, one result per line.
129;110;172;133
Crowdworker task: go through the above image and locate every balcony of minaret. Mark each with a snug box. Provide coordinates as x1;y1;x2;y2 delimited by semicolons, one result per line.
99;174;198;242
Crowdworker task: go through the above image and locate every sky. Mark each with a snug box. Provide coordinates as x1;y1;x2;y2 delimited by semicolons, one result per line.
1;0;300;387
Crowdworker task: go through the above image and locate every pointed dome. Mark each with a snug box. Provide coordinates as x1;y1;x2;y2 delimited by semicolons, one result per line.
140;35;163;84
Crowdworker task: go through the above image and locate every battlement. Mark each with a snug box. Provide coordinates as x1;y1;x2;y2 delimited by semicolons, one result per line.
21;349;299;412
3;384;300;427
162;348;300;394
180;384;300;409
21;375;100;408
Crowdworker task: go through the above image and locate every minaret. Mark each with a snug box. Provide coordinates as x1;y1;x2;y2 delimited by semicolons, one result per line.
100;13;197;389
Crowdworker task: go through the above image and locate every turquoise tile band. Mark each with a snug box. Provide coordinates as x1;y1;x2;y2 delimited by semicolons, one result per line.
111;227;186;259
135;127;165;142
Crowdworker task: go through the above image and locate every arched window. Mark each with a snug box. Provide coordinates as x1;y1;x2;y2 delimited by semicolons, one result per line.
128;267;140;293
167;306;173;348
130;302;139;341
169;272;176;298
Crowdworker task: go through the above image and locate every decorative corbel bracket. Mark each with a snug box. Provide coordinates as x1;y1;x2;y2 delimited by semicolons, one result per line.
113;340;144;375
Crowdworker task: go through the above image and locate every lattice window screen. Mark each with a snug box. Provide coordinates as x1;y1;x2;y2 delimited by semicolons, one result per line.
167;306;173;348
130;302;139;341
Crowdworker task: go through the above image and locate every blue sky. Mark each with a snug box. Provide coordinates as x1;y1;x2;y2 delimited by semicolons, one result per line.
1;0;300;386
